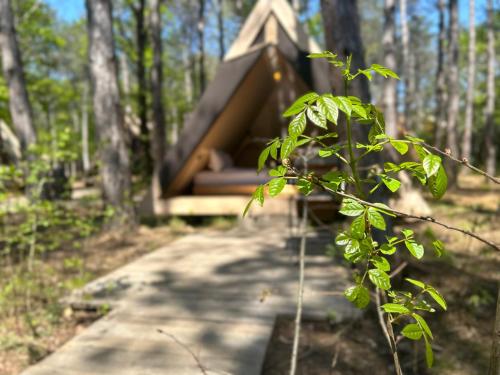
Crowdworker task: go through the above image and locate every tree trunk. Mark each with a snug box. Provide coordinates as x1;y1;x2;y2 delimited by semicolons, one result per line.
0;0;36;154
461;0;476;165
86;0;134;225
399;0;415;131
484;0;496;180
197;0;206;95
489;284;500;374
183;46;193;105
133;0;152;174
150;0;166;171
434;0;448;148
446;0;460;171
382;0;397;137
81;80;91;173
215;0;225;61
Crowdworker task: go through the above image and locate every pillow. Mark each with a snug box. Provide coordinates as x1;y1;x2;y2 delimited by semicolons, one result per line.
208;149;233;172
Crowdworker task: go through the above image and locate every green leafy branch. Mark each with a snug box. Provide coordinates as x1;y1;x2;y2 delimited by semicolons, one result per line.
246;51;499;372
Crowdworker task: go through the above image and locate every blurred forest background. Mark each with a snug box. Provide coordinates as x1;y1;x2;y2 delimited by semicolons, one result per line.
0;0;498;374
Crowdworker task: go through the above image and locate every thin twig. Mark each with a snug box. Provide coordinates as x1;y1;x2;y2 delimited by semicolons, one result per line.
157;329;208;375
389;262;408;279
422;142;500;185
376;290;404;375
289;182;308;375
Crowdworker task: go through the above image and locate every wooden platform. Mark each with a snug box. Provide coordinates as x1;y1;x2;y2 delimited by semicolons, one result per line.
21;217;359;375
140;192;297;217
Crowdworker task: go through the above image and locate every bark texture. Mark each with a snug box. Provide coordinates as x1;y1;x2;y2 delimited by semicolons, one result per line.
382;0;397;137
0;0;37;153
150;0;166;170
86;0;134;225
461;0;476;163
399;0;413;130
132;0;152;174
215;0;225;60
434;0;448;147
484;0;496;180
197;0;206;95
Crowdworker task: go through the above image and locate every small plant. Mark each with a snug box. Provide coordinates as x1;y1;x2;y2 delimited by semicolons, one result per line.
245;52;498;373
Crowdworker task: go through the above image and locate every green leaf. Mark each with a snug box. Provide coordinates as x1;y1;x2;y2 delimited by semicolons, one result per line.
370;63;400;79
368;269;391;290
243;198;254;217
432;240;444;257
280;137;296;160
253;185;265;206
344;285;370;309
318;96;339;124
335;232;350;246
339;198;365;217
380;243;396;255
405;278;426;289
288;111;307;138
268;178;286;197
389;140;409;155
297;178;313;196
258;146;270;172
401;323;423;340
381;176;401;193
412;313;434;340
307;107;327;129
428;165;447;199
332;96;352;116
405;240;424;259
427;288;447;311
371;255;390;272
367;207;386;230
352;104;368;119
423;154;442;177
283;92;318;117
269;139;280;160
424;337;434;367
350;214;366;238
381;303;410;314
269;166;286;177
401;229;414;238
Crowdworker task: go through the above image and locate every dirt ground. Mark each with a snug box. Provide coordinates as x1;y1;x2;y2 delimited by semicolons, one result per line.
0;217;235;375
262;175;499;375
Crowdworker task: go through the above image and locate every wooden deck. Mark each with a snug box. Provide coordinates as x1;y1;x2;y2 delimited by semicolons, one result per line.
21;217;358;375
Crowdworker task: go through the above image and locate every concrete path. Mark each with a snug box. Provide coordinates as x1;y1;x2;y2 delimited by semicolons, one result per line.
21;216;358;375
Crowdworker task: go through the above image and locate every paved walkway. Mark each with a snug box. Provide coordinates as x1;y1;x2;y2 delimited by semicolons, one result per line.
22;216;357;375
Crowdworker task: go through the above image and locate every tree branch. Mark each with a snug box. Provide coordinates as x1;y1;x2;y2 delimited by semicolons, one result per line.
157;329;208;375
286;170;500;252
422;142;500;185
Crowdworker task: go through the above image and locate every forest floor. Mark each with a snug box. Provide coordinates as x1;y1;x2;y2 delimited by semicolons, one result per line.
1;176;498;375
262;174;500;374
0;216;236;375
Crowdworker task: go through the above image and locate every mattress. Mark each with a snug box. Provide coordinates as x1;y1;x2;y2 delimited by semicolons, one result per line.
193;168;271;186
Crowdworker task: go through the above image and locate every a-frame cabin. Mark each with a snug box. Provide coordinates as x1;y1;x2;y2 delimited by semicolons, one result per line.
140;0;334;216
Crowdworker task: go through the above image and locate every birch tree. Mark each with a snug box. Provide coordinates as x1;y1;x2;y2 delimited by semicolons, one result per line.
0;0;37;154
86;0;134;225
462;0;476;164
484;0;496;180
